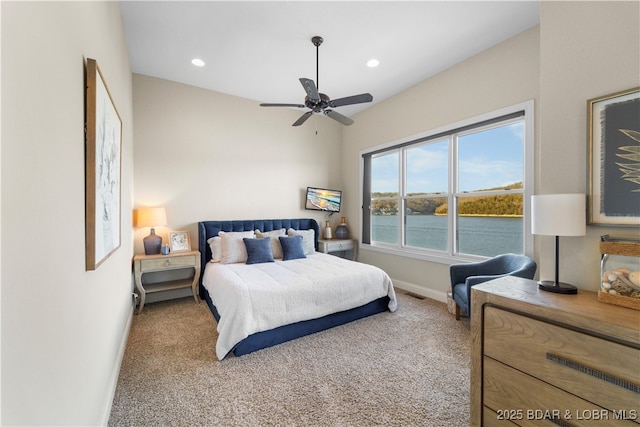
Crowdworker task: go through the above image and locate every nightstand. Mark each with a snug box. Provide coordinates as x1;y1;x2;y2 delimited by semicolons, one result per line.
133;250;201;314
318;239;358;261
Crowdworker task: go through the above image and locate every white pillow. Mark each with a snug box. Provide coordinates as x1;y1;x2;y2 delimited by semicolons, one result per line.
207;236;222;263
255;228;286;259
218;230;255;264
287;228;315;255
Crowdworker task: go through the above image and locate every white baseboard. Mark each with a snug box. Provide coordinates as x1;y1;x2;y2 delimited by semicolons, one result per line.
99;305;134;426
391;278;447;303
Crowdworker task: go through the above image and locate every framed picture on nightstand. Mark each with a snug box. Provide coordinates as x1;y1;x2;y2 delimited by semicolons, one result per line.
169;231;191;252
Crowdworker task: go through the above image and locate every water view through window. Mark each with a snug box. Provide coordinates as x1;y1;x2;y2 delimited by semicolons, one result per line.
366;112;528;258
372;215;522;257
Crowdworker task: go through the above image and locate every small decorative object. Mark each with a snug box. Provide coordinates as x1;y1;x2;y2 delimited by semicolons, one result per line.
335;217;350;239
85;58;123;270
169;231;191;252
324;221;332;239
531;194;586;294
161;244;170;255
136;207;167;255
588;87;640;226
598;235;640;310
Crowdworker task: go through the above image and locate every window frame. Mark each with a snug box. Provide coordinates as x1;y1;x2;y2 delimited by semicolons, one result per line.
360;100;534;265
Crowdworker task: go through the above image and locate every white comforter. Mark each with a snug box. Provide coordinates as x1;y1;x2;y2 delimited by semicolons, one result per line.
203;252;397;359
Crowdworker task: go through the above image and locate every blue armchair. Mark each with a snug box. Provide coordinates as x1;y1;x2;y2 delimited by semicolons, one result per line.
450;254;537;320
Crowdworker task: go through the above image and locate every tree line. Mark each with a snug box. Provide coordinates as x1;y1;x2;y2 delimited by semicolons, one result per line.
371;182;523;217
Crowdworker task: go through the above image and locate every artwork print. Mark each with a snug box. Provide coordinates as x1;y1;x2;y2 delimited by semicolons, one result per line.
589;87;640;226
169;231;191;252
85;58;122;270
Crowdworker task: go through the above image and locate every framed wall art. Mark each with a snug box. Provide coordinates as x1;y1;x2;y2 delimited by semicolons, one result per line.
169;231;191;252
85;58;122;270
588;87;640;226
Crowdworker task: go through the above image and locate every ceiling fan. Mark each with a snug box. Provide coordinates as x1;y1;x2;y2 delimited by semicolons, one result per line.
260;36;373;127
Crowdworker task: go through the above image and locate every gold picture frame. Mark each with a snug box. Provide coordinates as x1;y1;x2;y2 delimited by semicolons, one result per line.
85;58;122;270
169;231;191;252
588;87;640;226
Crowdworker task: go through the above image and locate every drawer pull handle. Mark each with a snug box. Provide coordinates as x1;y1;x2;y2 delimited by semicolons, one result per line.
165;260;171;267
546;353;640;393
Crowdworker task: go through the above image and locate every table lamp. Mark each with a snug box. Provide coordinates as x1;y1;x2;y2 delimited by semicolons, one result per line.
531;194;586;294
136;207;167;255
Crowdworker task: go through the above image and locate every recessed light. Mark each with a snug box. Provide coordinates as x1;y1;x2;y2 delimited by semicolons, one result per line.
366;58;379;68
191;58;205;67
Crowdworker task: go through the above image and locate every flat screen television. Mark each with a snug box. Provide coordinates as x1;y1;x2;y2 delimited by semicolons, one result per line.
305;187;342;213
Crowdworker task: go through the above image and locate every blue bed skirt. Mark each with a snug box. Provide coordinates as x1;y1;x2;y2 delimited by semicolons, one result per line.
202;287;390;358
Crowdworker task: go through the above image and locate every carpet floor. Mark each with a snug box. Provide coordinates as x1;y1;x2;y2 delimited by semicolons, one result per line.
108;291;471;426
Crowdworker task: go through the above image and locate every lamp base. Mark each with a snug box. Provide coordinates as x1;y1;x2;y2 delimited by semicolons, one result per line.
538;281;578;294
143;228;162;255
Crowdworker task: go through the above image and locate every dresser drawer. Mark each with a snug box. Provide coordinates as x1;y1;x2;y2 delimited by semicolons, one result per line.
139;254;196;272
484;357;638;426
484;306;640;414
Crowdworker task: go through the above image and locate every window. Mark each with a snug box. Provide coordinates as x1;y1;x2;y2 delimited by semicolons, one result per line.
361;101;533;263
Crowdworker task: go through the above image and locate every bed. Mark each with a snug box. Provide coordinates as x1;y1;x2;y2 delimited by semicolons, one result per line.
198;218;397;360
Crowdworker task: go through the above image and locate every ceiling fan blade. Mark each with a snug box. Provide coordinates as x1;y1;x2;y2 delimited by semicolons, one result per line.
260;103;306;108
299;78;320;103
324;109;354;126
292;111;313;126
328;93;373;108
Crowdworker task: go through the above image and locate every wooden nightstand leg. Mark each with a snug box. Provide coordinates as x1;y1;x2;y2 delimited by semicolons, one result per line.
191;265;201;303
137;294;146;314
133;267;146;314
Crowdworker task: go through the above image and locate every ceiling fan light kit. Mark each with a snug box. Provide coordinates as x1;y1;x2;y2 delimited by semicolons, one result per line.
260;36;373;127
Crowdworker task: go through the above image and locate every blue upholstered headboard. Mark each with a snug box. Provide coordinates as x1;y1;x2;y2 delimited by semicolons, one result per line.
197;218;320;292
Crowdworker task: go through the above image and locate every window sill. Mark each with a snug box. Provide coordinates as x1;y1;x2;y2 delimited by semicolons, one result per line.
361;243;486;265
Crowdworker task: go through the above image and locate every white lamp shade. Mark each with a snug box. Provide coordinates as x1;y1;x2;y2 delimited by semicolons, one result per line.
136;207;167;228
531;194;586;236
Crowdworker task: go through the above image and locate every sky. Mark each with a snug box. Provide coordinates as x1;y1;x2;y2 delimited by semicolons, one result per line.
372;121;524;194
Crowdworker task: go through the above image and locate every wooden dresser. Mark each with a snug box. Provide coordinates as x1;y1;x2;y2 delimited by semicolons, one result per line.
471;276;640;426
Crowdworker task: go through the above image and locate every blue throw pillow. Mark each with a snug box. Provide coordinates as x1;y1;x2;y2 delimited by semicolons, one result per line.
243;237;274;264
279;235;306;261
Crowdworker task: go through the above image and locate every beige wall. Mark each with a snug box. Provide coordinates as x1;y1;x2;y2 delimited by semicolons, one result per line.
132;1;640;302
131;74;344;255
1;2;637;425
344;1;639;299
1;2;134;425
537;1;640;290
343;27;541;300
